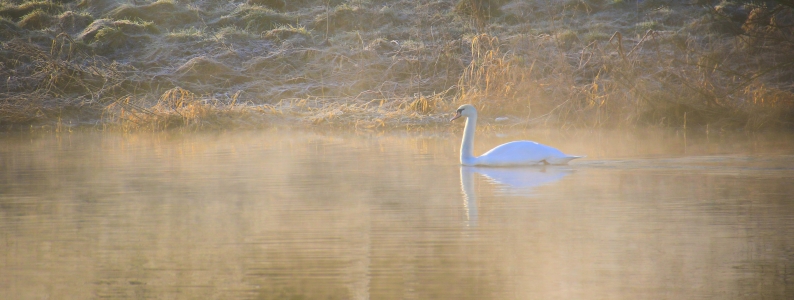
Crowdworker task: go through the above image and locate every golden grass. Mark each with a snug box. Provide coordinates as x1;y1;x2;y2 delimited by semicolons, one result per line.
454;25;794;129
100;87;452;131
1;0;792;131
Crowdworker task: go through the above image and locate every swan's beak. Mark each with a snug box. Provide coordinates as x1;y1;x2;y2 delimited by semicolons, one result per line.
450;112;462;122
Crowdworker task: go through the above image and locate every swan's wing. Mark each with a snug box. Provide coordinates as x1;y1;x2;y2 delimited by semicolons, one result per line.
478;141;568;165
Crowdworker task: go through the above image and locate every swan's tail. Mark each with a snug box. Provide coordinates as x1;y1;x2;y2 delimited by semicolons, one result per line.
547;155;585;165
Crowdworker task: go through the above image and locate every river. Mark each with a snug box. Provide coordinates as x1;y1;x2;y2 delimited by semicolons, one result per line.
1;128;793;299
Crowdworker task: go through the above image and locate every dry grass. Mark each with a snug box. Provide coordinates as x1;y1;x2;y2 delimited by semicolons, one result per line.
101;87;452;131
103;88;272;131
1;0;793;131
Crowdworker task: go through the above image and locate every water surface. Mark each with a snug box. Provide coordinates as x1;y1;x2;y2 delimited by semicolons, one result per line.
1;129;793;299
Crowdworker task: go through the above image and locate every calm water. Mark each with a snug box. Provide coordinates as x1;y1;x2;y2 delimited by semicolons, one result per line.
1;129;793;299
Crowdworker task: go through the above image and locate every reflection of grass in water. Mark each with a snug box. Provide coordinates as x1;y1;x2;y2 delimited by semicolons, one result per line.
732;189;794;300
254;286;349;300
737;257;794;300
5;128;794;298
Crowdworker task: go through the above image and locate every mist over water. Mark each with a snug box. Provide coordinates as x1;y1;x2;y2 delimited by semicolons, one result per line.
1;129;793;299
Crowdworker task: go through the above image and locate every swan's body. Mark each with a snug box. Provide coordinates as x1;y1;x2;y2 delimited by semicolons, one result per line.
451;104;582;166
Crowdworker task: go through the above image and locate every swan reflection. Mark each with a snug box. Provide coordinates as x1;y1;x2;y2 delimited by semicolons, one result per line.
460;166;574;226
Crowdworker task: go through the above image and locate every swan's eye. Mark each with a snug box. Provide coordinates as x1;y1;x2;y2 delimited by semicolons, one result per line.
456;108;463;113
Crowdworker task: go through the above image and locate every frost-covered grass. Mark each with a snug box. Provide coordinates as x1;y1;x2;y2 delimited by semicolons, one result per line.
1;0;792;131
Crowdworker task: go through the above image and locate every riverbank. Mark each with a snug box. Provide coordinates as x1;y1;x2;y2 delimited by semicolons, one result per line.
2;0;793;131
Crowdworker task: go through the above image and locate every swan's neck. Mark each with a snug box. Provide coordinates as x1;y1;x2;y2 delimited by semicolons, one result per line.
460;115;477;165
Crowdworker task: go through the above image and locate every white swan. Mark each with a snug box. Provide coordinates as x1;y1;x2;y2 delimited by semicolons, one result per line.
450;104;583;166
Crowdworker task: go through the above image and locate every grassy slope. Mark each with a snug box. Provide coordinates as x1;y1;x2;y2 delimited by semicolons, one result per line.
0;0;792;131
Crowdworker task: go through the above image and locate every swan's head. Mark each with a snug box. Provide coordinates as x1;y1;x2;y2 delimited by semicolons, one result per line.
450;104;477;122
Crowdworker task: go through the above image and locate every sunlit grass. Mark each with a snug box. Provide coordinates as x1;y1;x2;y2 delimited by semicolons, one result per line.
1;0;792;131
165;27;206;41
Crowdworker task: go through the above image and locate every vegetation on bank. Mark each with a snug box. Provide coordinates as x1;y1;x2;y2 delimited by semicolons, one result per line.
1;0;792;131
